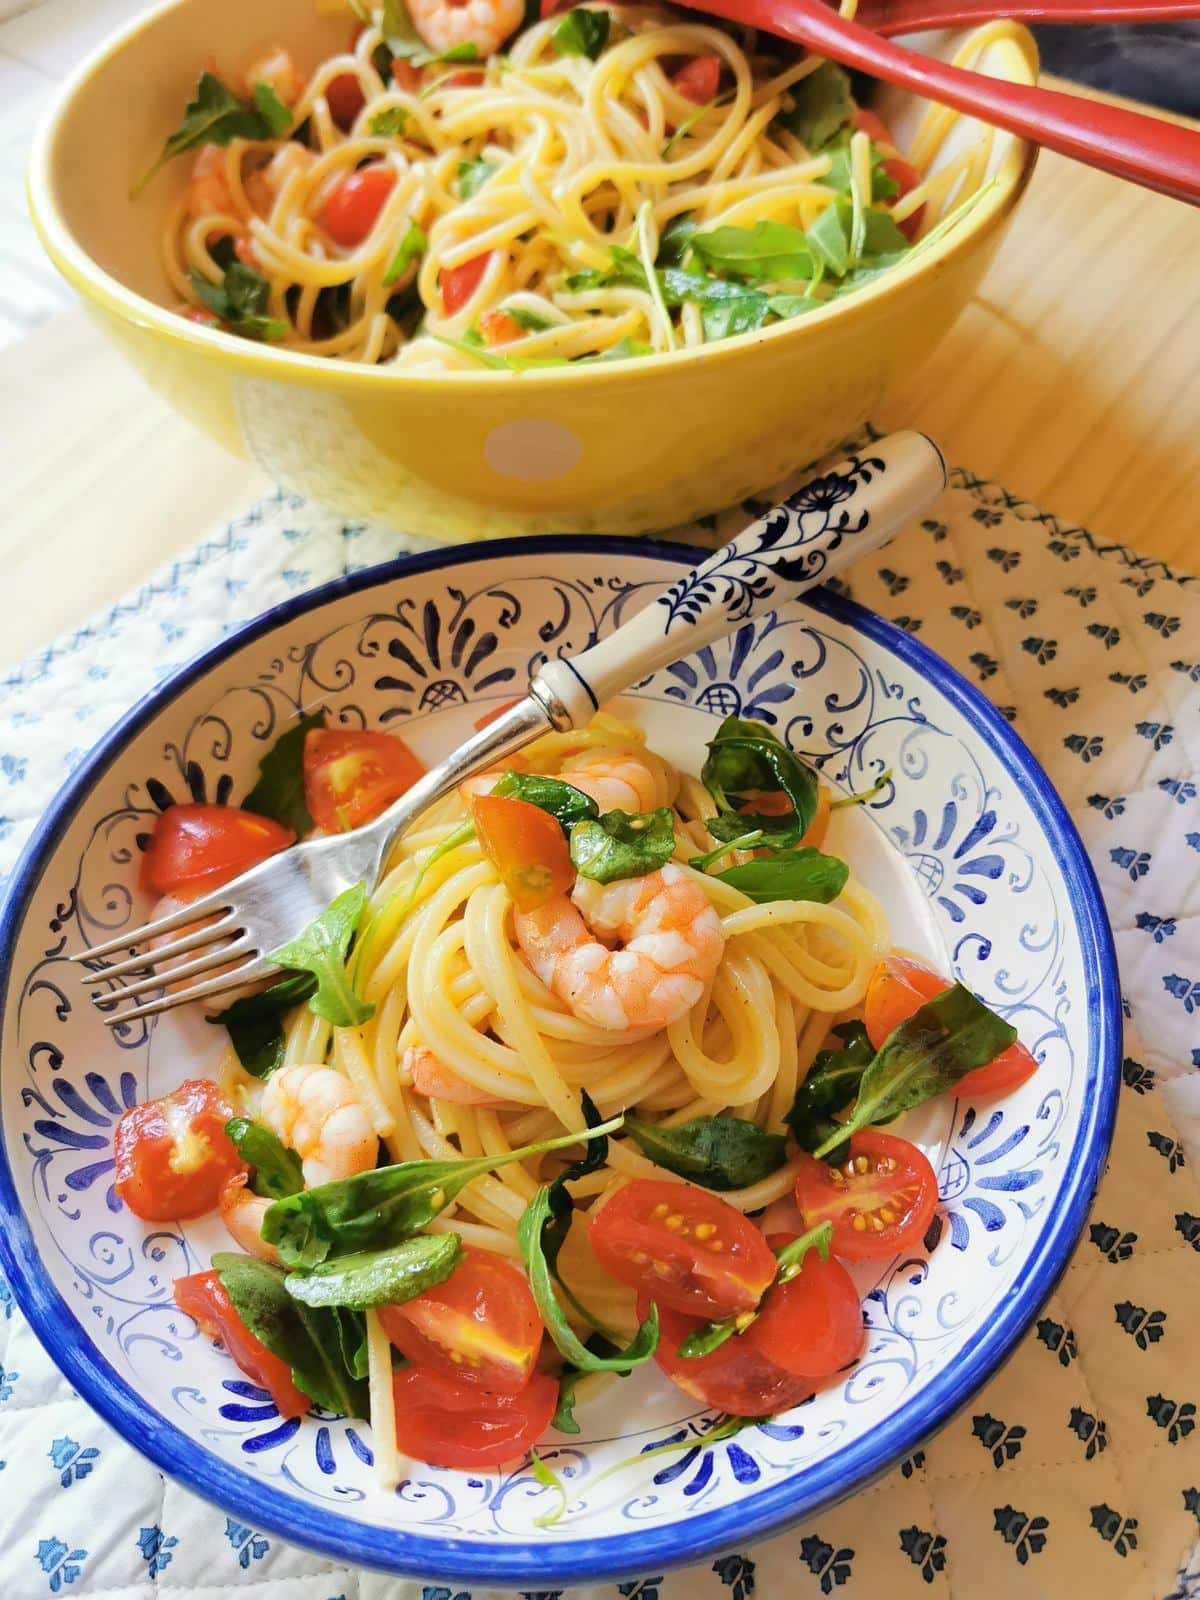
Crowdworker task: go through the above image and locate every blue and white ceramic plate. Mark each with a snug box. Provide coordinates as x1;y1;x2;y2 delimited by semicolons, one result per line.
0;539;1119;1588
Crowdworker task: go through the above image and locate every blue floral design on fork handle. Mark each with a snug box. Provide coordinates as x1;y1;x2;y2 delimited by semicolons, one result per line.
535;432;946;726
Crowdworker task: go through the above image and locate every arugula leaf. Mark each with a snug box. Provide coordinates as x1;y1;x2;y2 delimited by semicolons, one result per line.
701;716;818;842
285;1231;462;1310
382;218;427;287
660;269;769;341
806;201;850;276
552;6;610;59
813;984;1017;1157
519;1186;660;1371
252;81;292;138
580;336;653;362
267;881;375;1028
529;1448;569;1526
819;131;901;201
262;1114;624;1267
191;262;290;342
206;971;317;1078
133;72;273;195
553;1369;583;1434
678;1222;833;1358
212;1251;369;1416
785;1020;875;1157
657;214;697;266
779;61;852;150
623;1114;787;1191
225;1117;305;1199
569;806;676;884
505;305;555;332
830;768;892;809
458;157;495;198
767;292;827;321
492;770;599;832
369;105;410;137
243;709;325;835
563;244;646;294
689;221;816;284
714;846;849;907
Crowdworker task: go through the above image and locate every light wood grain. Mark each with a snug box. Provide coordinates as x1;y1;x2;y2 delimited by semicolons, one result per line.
1;77;1197;670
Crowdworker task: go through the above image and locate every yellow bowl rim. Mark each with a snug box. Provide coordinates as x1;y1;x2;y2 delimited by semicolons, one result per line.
27;0;1039;393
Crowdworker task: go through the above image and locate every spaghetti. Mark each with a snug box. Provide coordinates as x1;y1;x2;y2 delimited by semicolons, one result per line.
151;3;1011;366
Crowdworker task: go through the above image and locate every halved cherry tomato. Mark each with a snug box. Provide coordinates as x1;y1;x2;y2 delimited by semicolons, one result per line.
233;236;259;269
326;72;366;130
645;1296;815;1416
441;252;491;313
863;955;1040;1097
671;55;721;105
184;306;223;328
115;1079;245;1221
140;804;294;896
303;727;425;833
589;1179;777;1320
174;1269;309;1418
441;69;485;88
747;1233;863;1379
540;0;570;15
480;308;523;346
320;166;395;247
474;696;521;731
391;58;423;92
392;1367;557;1468
851;108;925;240
794;1130;938;1262
378;1246;541;1392
470;792;574;912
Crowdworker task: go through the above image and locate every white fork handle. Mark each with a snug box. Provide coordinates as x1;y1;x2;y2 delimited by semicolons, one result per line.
533;431;945;726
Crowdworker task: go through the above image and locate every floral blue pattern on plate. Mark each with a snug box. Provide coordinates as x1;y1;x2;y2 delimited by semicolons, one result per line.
0;537;1120;1588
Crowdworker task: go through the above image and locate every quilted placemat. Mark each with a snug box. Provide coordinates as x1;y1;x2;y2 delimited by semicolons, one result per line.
0;448;1197;1600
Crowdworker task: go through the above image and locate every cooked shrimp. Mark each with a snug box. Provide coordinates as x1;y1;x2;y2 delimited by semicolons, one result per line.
244;142;315;216
243;47;305;107
408;0;523;58
186;144;235;220
559;753;664;814
219;1171;278;1262
403;1045;508;1106
259;1064;378;1187
514;862;725;1031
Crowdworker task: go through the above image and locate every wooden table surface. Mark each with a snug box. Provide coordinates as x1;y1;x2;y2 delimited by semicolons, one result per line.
1;76;1197;671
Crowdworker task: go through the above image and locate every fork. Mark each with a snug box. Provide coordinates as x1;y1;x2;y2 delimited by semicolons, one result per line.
74;429;947;1025
851;0;1200;35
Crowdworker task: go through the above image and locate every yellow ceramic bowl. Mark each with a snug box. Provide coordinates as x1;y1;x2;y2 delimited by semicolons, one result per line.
29;0;1037;540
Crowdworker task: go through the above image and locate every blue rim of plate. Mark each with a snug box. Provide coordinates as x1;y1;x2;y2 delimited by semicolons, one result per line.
0;534;1120;1587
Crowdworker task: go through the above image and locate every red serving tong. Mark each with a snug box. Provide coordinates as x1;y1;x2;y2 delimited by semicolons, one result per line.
675;0;1200;203
855;0;1200;33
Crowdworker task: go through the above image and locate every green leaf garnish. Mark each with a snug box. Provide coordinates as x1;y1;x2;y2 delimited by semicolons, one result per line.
529;1448;570;1526
568;806;676;884
779;61;852;150
492;770;599;832
284;1231;462;1310
267;882;375;1028
263;1112;625;1267
206;971;316;1078
369;105;410;136
252;81;292;138
191;261;290;342
713;846;849;906
224;1117;305;1198
552;6;610;60
458;157;495;198
243;709;325;835
212;1251;369;1416
701;715;819;843
382;218;428;287
785;1020;875;1158
623;1113;787;1191
132;71;276;196
812;984;1018;1157
689;220;816;284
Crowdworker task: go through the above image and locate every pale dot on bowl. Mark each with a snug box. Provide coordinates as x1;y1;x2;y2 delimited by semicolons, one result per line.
484;420;583;482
